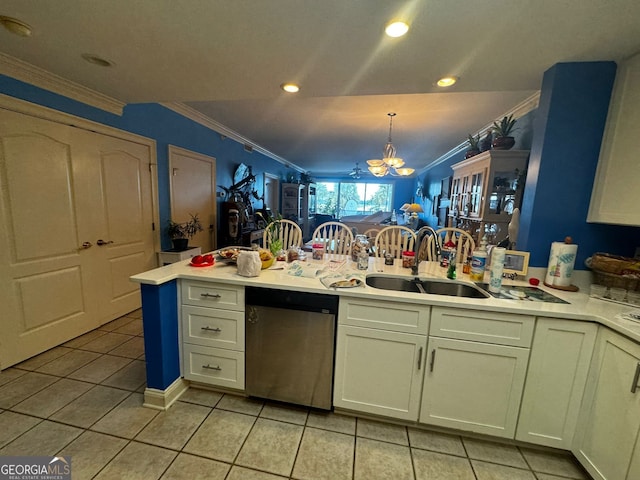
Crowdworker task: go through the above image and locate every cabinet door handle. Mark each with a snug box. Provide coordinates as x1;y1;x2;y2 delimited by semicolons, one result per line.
200;293;221;299
201;326;221;332
203;364;222;371
631;362;640;393
429;349;436;372
417;347;423;370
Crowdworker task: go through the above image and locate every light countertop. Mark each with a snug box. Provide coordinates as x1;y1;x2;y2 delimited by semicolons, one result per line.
131;255;640;343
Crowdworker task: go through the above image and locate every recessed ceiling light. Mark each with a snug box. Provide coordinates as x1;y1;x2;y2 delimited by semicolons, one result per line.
81;53;115;67
0;15;32;37
281;83;300;93
385;21;409;38
437;76;459;87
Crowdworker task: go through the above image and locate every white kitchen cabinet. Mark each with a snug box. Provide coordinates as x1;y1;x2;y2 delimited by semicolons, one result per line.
588;52;640;226
333;324;427;420
333;298;429;420
573;328;640;480
420;306;533;438
420;336;529;438
180;280;245;389
516;318;597;449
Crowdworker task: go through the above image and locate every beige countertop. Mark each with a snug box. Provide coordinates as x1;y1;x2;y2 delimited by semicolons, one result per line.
131;254;640;342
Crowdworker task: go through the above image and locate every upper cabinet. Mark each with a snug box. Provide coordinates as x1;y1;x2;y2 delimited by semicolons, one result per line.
449;150;529;243
588;52;640;226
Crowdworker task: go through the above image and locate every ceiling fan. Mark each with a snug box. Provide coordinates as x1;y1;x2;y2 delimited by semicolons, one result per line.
349;162;364;179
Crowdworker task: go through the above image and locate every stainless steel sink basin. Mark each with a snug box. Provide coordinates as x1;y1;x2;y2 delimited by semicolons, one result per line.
366;275;490;299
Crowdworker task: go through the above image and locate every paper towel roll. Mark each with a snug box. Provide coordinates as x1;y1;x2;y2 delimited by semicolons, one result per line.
545;242;578;287
489;247;506;293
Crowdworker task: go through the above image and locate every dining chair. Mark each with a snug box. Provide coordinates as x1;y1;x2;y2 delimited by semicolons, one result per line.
263;219;303;251
425;227;476;263
362;228;382;244
374;226;417;259
311;221;354;255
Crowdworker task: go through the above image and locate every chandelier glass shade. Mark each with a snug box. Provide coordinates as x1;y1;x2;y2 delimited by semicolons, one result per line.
367;113;415;177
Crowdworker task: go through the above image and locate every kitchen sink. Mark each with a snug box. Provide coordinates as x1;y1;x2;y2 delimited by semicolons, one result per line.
366;275;490;299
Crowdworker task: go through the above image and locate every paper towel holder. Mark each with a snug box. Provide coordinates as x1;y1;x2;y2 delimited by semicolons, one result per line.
544;236;580;292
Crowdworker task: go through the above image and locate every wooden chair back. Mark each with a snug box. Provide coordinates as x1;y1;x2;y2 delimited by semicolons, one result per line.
374;226;417;259
263;219;303;251
425;227;476;263
311;221;354;255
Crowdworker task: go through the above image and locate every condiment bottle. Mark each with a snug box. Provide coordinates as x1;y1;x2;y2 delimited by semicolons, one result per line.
402;251;415;268
463;256;471;274
447;251;457;279
469;237;488;281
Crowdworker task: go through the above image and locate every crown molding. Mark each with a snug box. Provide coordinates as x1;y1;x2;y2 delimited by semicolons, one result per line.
160;102;305;173
0;52;125;115
420;91;541;173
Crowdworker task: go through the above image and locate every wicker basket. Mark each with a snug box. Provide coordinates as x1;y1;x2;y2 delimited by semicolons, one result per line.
592;269;640;292
591;252;640;275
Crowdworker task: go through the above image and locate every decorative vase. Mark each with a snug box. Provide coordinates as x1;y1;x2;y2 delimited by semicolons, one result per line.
465;149;480;159
492;136;515;150
172;238;189;251
480;132;493;151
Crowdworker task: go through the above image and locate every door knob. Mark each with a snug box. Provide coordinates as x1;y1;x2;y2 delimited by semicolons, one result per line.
79;241;92;250
96;239;114;246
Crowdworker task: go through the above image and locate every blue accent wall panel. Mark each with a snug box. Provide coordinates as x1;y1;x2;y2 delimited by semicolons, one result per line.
518;62;640;267
140;282;180;390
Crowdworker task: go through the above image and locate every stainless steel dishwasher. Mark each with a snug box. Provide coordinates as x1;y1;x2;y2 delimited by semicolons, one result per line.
245;287;339;410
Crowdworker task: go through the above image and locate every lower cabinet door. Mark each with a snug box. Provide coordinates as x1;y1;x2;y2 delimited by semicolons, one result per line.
183;343;245;390
573;328;640;480
333;325;427;421
420;337;529;438
516;318;597;449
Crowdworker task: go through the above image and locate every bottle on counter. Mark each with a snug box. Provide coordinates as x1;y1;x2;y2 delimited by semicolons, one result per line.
469;237;488;282
463;256;471;274
390;209;398;225
447;251;457;279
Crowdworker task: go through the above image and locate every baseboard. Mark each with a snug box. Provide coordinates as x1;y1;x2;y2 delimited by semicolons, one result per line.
143;378;189;410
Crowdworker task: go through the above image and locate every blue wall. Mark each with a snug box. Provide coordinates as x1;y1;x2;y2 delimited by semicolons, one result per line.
418;62;640;268
0;74;299;249
518;62;640;267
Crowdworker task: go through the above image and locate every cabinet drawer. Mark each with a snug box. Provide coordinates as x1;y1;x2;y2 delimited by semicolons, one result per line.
182;305;244;351
430;307;534;347
183;343;244;390
339;298;429;334
181;280;244;311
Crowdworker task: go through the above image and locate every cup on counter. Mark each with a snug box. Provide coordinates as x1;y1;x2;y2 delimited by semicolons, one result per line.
627;291;640;305
589;284;607;298
609;287;627;302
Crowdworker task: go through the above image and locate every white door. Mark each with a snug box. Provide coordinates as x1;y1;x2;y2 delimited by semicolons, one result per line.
420;337;529;438
75;129;156;319
0;107;156;368
169;146;216;252
333;325;426;421
573;329;640;480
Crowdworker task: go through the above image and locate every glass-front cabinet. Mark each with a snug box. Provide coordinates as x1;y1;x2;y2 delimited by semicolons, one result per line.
448;150;529;244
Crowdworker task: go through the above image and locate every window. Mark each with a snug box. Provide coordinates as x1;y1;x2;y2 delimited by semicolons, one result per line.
316;182;393;217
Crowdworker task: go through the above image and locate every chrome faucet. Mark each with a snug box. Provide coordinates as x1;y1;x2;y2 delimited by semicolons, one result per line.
411;226;441;275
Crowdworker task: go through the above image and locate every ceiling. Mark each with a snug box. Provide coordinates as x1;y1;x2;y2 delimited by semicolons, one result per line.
1;0;639;176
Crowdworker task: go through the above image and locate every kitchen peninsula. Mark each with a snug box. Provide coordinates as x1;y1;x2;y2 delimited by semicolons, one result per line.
132;256;640;480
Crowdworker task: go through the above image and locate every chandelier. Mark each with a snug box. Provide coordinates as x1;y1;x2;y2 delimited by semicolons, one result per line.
367;113;415;177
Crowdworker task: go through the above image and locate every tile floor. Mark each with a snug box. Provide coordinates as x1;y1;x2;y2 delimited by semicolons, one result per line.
0;310;592;480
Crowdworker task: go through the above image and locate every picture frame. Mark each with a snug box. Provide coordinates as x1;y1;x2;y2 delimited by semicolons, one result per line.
502;250;530;276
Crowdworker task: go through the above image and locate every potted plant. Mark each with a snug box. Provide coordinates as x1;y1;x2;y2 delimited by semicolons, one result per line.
491;114;517;150
167;213;203;251
465;134;481;158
